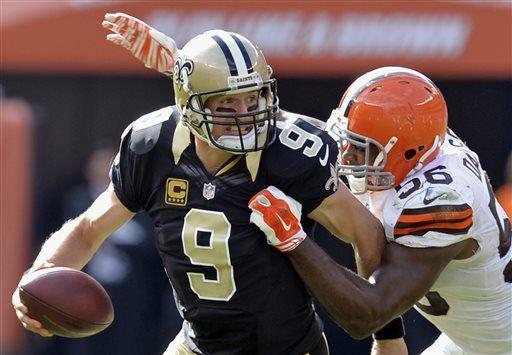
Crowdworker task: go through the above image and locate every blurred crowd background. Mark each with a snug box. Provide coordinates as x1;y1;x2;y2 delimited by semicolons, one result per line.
1;2;511;355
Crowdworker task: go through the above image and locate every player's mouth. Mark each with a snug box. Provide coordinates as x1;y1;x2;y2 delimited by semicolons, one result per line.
223;125;254;136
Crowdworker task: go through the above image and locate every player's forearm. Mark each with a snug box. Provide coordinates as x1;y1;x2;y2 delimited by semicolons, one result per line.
288;238;389;338
308;186;385;278
30;186;135;273
31;216;100;272
352;218;385;278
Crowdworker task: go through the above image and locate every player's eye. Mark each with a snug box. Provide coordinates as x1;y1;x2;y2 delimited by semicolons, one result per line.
247;104;258;112
247;95;258;103
216;107;237;113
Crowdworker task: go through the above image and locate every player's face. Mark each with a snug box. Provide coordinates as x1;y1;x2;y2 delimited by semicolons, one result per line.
341;142;379;166
205;91;259;140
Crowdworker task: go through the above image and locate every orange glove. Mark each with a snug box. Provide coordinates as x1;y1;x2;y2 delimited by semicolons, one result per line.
102;12;178;76
249;186;306;253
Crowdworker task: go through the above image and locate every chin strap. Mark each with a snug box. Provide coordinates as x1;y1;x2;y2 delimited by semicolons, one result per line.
348;175;368;194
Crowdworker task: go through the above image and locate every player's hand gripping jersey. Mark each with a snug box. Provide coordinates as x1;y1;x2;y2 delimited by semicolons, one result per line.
368;129;511;354
110;106;338;354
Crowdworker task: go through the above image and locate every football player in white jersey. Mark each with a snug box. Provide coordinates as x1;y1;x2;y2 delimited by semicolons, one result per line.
249;67;512;354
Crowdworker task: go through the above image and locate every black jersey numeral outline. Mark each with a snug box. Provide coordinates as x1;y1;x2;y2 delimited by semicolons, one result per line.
396;165;453;200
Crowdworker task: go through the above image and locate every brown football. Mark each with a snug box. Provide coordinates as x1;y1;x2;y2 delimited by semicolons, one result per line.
18;267;114;338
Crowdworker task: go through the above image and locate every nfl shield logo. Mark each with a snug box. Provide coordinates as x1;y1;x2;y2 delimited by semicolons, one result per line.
203;183;216;200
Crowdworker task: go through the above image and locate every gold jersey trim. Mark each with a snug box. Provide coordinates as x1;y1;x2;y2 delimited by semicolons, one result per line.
172;121;191;165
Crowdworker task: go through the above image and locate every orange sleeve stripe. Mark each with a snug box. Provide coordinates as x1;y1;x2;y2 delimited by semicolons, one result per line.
394;217;473;236
394;203;474;237
397;208;473;224
394;224;473;237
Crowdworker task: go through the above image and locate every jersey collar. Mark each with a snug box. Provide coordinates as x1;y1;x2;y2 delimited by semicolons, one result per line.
246;151;261;182
172;121;191;164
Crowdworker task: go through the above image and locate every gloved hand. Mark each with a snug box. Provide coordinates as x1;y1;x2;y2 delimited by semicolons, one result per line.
249;186;306;253
102;12;179;76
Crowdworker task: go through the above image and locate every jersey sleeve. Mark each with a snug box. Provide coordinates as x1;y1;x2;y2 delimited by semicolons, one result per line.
271;120;339;216
293;139;338;216
388;184;475;248
109;124;145;212
110;107;172;212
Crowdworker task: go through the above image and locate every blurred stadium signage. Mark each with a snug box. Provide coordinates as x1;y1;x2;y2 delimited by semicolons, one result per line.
2;2;511;78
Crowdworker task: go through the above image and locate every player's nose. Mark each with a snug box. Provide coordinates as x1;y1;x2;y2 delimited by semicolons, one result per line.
341;144;362;165
238;102;252;115
236;103;257;124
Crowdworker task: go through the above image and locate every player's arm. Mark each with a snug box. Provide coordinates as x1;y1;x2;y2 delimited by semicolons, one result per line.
307;183;385;277
30;183;134;270
287;237;467;339
249;185;473;339
102;12;178;75
12;184;135;336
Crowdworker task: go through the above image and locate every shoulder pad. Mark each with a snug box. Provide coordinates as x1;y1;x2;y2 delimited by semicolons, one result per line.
127;107;173;155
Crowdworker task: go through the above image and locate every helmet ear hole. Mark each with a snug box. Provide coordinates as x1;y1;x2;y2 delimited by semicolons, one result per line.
418;145;425;151
405;149;416;160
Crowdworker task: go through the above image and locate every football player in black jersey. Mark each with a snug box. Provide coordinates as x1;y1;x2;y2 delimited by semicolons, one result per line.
13;15;391;355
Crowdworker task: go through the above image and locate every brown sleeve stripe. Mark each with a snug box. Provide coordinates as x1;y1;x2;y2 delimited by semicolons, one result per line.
395;219;473;236
397;207;472;224
400;203;471;215
395;224;473;237
396;214;472;229
394;203;473;238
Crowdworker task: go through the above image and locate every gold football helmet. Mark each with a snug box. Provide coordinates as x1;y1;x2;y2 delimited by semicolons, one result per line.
173;30;279;153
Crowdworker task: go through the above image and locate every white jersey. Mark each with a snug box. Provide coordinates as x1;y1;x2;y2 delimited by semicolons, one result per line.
367;130;511;355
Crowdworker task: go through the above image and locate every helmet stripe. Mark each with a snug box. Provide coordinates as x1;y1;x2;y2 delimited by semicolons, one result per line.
211;35;238;76
211;32;250;76
230;34;254;74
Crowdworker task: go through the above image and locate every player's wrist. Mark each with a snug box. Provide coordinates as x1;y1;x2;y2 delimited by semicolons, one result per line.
372;316;405;340
275;230;307;253
23;261;54;276
371;337;408;355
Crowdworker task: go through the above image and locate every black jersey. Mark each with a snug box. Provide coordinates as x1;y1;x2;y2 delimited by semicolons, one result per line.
110;106;338;354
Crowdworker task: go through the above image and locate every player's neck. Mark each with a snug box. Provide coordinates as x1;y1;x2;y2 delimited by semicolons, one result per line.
194;137;234;174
